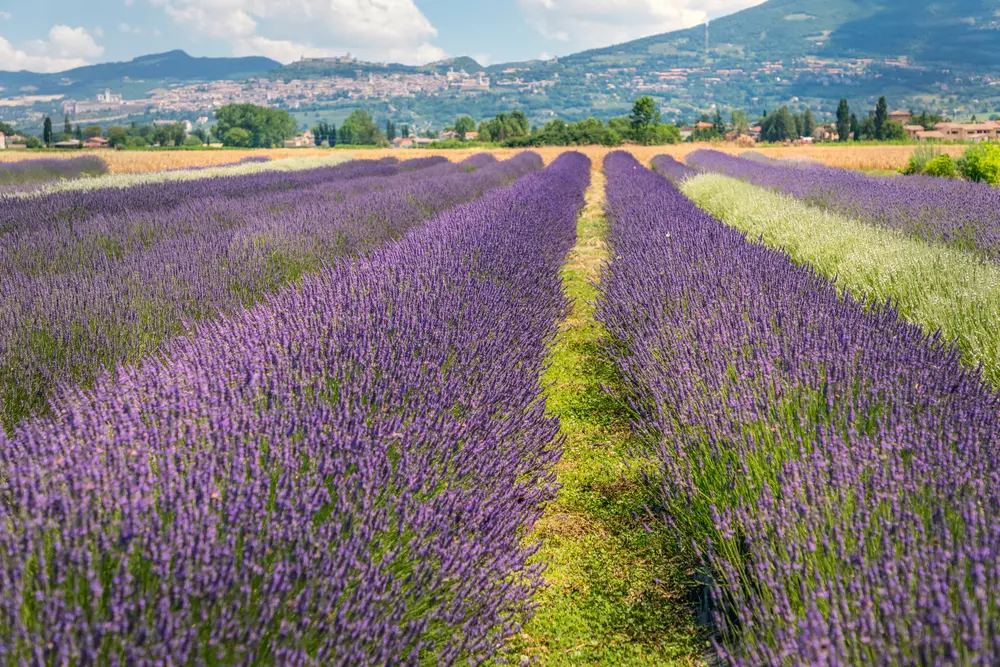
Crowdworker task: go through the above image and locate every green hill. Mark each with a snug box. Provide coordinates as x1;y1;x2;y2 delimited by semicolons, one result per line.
569;0;1000;68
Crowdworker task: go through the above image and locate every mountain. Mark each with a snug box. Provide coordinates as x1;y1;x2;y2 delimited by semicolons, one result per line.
0;50;281;97
570;0;1000;69
425;57;485;74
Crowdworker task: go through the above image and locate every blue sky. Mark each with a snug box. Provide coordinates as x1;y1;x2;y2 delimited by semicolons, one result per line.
0;0;765;73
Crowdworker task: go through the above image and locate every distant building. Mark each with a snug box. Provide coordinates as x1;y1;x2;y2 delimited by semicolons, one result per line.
54;140;81;148
83;137;110;149
0;133;5;150
284;130;315;148
933;121;999;141
63;88;148;117
889;110;912;125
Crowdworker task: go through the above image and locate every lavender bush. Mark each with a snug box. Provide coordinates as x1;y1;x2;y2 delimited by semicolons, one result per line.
0;152;590;664
650;154;696;183
685;149;1000;260
0;155;108;187
0;153;537;429
601;151;1000;665
0;156;440;234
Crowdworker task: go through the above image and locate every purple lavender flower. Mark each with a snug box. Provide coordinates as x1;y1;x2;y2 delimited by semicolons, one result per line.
0;152;590;664
0;153;540;429
601;150;1000;665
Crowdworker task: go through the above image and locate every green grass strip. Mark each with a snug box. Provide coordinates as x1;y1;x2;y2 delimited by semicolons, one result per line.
509;167;704;665
682;173;1000;387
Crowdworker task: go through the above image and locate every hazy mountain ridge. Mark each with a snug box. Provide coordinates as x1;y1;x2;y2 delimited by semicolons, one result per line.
0;50;281;97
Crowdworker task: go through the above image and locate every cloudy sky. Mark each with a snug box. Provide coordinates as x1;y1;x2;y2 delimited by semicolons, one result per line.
0;0;766;73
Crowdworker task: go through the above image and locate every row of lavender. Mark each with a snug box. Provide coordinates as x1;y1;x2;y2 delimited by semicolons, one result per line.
685;149;1000;261
0;152;590;664
0;156;414;234
1;153;540;429
0;155;108;187
601;152;1000;664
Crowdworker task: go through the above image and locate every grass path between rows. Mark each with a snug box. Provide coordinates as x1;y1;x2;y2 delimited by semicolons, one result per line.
508;165;705;665
682;173;1000;388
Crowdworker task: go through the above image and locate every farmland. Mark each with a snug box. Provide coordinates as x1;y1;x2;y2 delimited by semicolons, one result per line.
2;143;1000;665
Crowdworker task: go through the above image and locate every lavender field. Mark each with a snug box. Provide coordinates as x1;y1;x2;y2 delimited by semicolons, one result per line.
2;146;999;665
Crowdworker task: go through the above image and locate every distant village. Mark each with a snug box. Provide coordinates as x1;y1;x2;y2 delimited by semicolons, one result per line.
2;51;1000;149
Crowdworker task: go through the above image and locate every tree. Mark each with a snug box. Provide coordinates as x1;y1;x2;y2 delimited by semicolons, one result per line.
859;115;878;140
803;108;816;138
64;115;72;136
223;128;252;147
215;103;296;148
731;110;749;136
836;99;851;142
338;110;384;146
761;107;796;142
401;124;410;138
874;96;888;140
850;113;860;140
0;121;15;135
650;124;681;145
191;128;210;145
712;109;726;136
630;96;661;144
881;120;907;141
311;122;336;147
107;125;128;148
454;116;476;140
912;110;944;130
84;125;103;139
386;120;397;141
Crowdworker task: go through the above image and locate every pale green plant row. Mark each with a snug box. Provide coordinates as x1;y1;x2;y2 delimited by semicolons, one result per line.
9;155;351;198
682;173;1000;386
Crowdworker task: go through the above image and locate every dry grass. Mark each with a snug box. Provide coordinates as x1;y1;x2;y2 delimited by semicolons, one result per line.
0;142;968;174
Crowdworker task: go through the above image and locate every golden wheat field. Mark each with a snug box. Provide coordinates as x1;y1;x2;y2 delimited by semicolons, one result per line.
0;143;970;173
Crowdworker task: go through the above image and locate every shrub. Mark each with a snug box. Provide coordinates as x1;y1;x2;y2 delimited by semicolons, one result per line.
902;146;940;175
957;143;1000;185
922;154;957;178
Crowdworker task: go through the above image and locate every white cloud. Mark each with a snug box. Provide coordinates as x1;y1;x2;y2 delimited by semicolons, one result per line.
0;25;104;73
518;0;766;50
0;11;12;20
149;0;447;65
118;22;142;34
